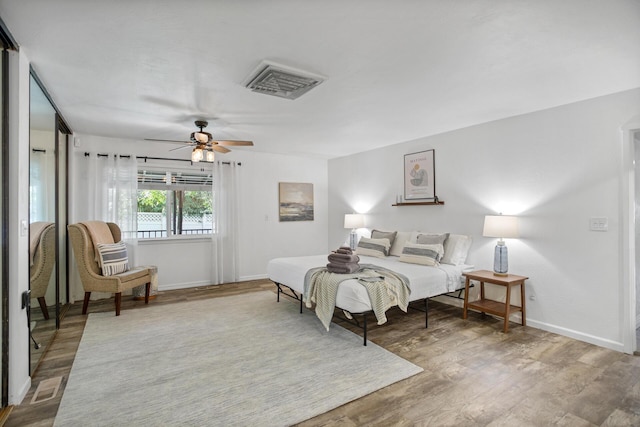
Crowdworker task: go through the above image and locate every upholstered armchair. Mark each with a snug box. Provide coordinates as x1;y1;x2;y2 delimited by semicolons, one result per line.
68;221;152;316
30;222;56;319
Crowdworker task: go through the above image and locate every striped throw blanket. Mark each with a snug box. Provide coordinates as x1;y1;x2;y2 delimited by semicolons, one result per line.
303;264;410;331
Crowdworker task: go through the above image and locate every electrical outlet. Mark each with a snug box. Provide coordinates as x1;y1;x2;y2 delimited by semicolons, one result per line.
590;217;608;231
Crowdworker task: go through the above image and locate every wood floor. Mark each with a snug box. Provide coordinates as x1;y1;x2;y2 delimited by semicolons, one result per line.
6;279;640;426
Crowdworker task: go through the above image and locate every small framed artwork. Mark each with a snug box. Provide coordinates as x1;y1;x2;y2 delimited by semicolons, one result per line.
279;182;314;221
404;149;435;201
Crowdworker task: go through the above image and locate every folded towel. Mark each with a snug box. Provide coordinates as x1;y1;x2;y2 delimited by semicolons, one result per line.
328;252;360;264
326;262;361;274
336;246;353;255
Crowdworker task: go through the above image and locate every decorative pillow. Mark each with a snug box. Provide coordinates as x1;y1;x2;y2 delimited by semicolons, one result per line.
371;230;397;249
356;237;391;258
416;233;449;251
389;231;412;256
441;234;473;265
399;242;444;266
96;241;130;276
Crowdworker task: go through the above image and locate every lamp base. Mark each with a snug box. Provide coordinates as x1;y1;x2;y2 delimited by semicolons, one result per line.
349;230;358;251
493;242;509;276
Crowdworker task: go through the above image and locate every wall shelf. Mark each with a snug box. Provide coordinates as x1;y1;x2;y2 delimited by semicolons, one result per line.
392;201;445;206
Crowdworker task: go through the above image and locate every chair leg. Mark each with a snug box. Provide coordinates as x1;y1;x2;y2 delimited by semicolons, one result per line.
82;292;91;314
144;282;150;304
115;292;122;316
37;297;50;320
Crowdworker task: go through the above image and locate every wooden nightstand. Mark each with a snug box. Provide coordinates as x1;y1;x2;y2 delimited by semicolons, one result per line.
462;270;528;333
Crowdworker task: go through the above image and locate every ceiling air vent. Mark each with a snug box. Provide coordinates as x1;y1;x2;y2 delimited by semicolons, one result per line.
244;61;325;100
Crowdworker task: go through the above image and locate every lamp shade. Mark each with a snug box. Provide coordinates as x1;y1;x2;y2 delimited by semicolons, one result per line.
344;213;365;229
483;215;519;239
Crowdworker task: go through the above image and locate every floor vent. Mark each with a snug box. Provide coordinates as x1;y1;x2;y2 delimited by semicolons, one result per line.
31;376;62;404
245;61;325;100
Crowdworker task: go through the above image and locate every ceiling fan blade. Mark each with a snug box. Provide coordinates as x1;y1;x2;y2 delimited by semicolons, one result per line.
214;140;254;146
210;145;231;153
169;145;194;152
145;138;191;144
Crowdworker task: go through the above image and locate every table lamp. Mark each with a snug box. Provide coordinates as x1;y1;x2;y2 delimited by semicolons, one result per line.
344;214;365;251
483;214;519;276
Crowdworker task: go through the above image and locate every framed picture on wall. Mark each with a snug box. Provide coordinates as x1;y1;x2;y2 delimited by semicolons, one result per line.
279;182;314;221
404;149;435;201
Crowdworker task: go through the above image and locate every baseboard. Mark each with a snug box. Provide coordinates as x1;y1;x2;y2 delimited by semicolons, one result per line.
526;319;625;353
432;295;624;353
158;280;213;291
11;376;30;406
239;273;269;282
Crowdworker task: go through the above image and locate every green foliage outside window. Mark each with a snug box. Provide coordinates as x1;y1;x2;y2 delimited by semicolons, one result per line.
137;190;166;213
183;191;212;215
138;190;212;215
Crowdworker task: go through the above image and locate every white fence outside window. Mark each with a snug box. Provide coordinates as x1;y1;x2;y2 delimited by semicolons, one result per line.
136;212;213;238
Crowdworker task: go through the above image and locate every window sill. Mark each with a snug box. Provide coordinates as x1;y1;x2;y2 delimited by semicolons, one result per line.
135;235;213;245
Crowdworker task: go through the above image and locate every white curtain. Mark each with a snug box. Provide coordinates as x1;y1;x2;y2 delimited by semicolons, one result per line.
83;154;138;237
211;161;240;284
71;152;138;300
29;149;55;222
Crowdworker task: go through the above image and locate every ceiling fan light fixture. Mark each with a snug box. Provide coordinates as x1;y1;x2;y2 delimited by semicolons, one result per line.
191;131;211;144
191;147;204;162
206;150;215;162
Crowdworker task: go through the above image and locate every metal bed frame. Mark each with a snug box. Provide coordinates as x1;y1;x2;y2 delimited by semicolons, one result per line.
273;281;430;346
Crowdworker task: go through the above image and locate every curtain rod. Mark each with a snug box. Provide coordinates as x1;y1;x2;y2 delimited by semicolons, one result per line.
83;152;241;166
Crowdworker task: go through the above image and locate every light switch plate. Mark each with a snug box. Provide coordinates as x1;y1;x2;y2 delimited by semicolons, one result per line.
590;217;608;231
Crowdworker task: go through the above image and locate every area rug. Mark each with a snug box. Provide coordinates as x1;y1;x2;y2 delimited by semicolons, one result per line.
54;291;423;426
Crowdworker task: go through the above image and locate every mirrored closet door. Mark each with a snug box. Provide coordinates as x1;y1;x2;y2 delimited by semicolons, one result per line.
29;72;70;373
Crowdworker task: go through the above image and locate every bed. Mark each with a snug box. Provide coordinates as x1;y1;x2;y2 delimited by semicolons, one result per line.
267;230;473;345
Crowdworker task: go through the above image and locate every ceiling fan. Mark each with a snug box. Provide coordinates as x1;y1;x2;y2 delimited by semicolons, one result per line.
145;120;254;162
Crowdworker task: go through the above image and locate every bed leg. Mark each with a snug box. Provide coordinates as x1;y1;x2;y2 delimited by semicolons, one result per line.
277;286;280;302
300;297;303;314
425;298;429;329
363;314;367;346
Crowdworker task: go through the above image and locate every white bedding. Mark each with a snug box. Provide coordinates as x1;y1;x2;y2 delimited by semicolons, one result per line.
267;254;473;314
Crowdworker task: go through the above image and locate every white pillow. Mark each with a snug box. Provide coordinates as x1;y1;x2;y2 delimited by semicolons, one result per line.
441;234;472;265
389;231;413;256
399;242;444;266
356;237;391;258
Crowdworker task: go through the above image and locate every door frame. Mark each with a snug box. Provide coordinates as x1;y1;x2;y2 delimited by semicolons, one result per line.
621;122;640;354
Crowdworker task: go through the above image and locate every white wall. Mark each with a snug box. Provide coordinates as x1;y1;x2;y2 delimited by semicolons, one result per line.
8;48;32;404
68;135;329;291
328;88;640;352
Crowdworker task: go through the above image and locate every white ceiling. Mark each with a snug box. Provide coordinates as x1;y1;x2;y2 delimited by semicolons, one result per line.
1;1;639;159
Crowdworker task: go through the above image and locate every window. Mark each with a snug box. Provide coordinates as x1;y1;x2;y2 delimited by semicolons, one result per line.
137;169;213;238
